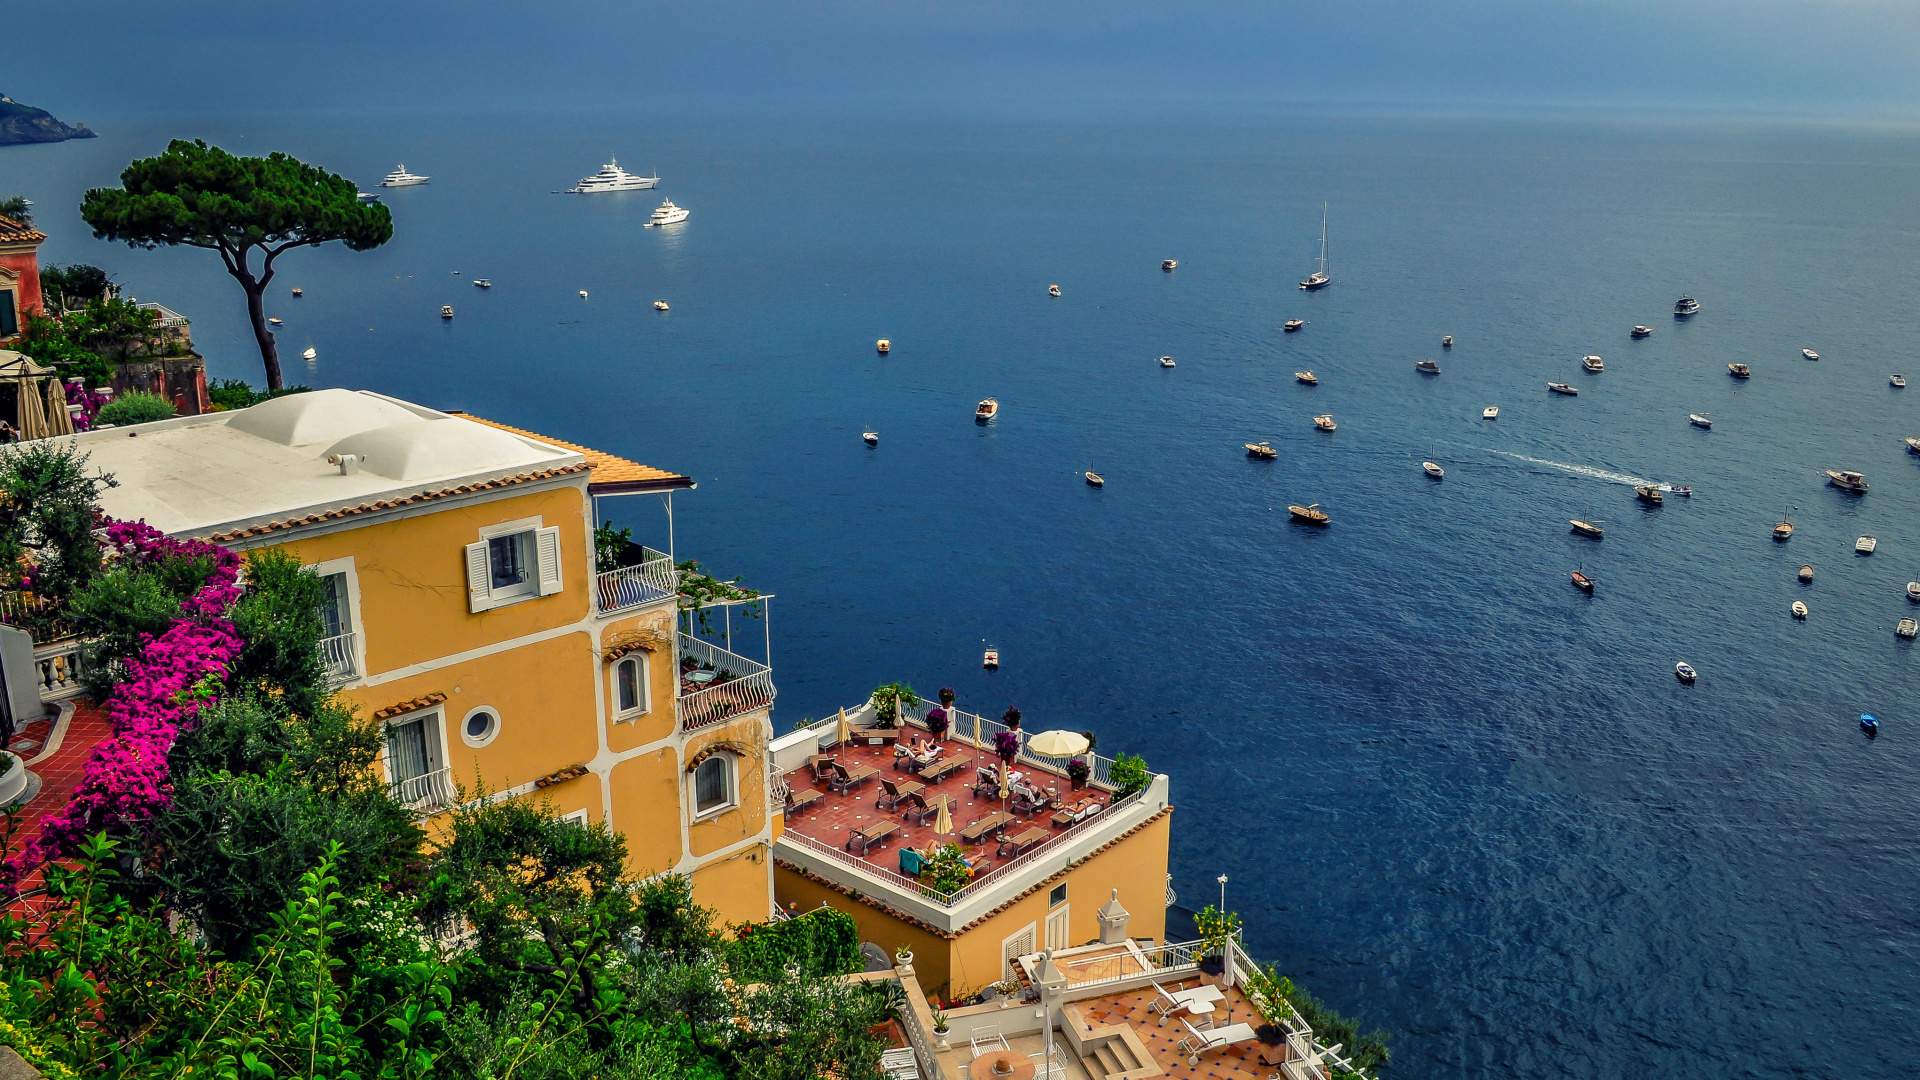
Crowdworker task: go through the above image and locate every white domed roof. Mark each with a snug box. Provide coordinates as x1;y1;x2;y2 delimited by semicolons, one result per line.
226;388;422;447
323;417;542;480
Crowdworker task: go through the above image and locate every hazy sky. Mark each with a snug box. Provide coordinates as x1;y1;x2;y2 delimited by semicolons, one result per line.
16;1;1920;119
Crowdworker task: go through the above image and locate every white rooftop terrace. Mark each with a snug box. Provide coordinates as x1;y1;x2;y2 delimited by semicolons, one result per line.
69;389;585;538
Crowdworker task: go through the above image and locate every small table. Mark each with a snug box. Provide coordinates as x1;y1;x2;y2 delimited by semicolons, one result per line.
1187;1000;1217;1027
686;670;717;685
968;1050;1037;1080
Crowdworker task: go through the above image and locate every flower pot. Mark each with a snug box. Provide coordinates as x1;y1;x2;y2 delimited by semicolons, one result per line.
933;1031;950;1050
1071;778;1085;790
0;751;26;807
894;948;914;967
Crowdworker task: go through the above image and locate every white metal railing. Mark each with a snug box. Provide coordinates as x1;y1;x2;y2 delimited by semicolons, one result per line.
389;766;455;813
595;547;677;615
678;633;775;731
1232;937;1368;1080
1051;937;1206;991
900;703;1121;791
318;632;358;685
781;786;1152;909
31;639;86;702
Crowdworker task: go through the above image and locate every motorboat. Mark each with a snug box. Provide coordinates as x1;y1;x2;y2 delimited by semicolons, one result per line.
1582;355;1604;372
473;279;491;288
1893;374;1908;388
1907;578;1920;601
1085;471;1104;487
301;346;317;361
983;645;999;669
1483;407;1499;419
440;305;454;319
1674;296;1700;317
1245;441;1277;460
356;192;381;201
1548;382;1578;395
1900;619;1919;639
1570;518;1605;538
1049;284;1061;296
1571;570;1594;593
1160;356;1177;368
1862;712;1881;732
1295;371;1317;384
1162;259;1178;271
267;317;282;326
1827;470;1868;493
1907;438;1920;455
1635;485;1663;505
1284;320;1304;332
1773;519;1794;541
379;165;430;187
1442;336;1453;347
568;157;658;193
1799;564;1814;583
654;300;670;311
976;398;999;422
1631;325;1653;338
291;288;303;297
877;339;890;353
863;430;878;446
643;199;689;226
1288;503;1330;525
1855;535;1877;554
1671;486;1693;497
1792;601;1808;619
1299;202;1331;290
579;290;589;298
1803;349;1820;361
1313;414;1336;431
1689;414;1712;429
1728;363;1751;378
1675;662;1697;682
1422;461;1445;478
1415;360;1440;374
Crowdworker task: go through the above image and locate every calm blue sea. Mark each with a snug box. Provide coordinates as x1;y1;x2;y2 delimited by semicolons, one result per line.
8;110;1920;1077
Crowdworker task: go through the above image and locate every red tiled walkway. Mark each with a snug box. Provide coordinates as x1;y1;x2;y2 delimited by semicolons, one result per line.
5;700;113;887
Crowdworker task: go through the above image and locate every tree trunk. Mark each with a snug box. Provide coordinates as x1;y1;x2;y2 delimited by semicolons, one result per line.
243;279;283;392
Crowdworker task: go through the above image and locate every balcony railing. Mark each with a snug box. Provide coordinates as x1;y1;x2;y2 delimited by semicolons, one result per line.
900;702;1121;790
31;639;87;703
678;633;775;731
318;632;358;686
595;547;677;616
389;766;455;813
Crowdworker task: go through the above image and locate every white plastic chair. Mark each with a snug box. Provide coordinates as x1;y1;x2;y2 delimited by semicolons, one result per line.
969;1023;1010;1057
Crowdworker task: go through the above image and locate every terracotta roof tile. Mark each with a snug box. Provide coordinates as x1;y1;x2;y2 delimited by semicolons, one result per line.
374;692;447;720
203;462;592;542
0;215;47;245
454;414;691;494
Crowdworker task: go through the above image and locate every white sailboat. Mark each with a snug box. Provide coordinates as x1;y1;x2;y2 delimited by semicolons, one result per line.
1299;203;1330;290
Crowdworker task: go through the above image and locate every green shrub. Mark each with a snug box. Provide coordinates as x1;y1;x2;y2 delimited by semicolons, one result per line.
0;441;113;605
70;565;181;697
229;547;329;716
94;390;176;427
729;906;863;981
1109;752;1151;798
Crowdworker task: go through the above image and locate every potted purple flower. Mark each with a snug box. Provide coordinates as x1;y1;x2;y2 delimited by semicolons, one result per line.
993;730;1021;763
926;706;949;741
1066;758;1090;790
1001;706;1021;732
938;686;955;708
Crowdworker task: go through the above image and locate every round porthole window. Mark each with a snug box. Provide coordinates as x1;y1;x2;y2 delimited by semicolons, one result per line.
461;707;500;748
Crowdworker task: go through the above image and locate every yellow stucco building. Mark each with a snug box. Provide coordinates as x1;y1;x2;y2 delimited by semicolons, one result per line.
81;389;777;925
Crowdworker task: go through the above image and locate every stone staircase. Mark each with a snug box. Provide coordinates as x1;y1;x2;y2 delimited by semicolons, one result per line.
1062;1003;1163;1080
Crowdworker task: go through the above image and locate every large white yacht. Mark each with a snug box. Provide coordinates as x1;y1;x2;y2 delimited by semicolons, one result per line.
643;198;690;227
568;157;659;193
379;165;430;187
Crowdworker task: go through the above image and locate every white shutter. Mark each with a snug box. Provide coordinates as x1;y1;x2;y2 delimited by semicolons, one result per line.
465;541;493;613
535;526;563;596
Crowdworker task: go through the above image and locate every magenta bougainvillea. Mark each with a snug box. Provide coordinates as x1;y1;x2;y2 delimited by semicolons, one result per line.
65;380;107;433
1;520;242;890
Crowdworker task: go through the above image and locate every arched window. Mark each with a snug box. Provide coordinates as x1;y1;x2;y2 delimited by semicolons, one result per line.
615;656;647;716
694;755;733;816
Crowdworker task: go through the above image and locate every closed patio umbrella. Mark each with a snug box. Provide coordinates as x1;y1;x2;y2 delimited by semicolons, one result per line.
15;376;47;441
43;378;73;436
933;798;952;836
834;708;850;748
1026;730;1090;758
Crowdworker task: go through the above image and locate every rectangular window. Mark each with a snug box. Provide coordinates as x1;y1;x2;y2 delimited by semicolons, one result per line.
320;572;349;639
694;757;731;814
488;532;531;593
466;523;562;612
0;290;15;336
1049;883;1067;907
617;658;641;713
387;718;429;782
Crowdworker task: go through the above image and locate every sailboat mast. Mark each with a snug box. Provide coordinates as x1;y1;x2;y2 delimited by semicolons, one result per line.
1318;202;1328;275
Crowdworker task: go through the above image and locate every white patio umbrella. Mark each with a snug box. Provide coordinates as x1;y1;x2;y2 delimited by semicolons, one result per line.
1026;730;1090;758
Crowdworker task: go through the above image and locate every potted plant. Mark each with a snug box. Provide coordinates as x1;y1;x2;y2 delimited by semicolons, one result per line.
1001;705;1021;732
993;730;1021;765
0;749;24;807
894;944;915;968
931;1009;951;1050
871;682;919;729
925;706;949;741
938;686;955;708
1196;904;1242;985
1066;758;1091;790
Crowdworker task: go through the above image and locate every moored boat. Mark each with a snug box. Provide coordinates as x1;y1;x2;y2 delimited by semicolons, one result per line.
975;398;999;422
1689;413;1712;429
1728;363;1750;378
1548;382;1578;395
1582;355;1604;372
1631;325;1652;338
654;300;669;310
642;199;688;226
1085;471;1104;487
267;317;282;326
1299;202;1331;290
1288;503;1330;525
1792;601;1808;619
1675;662;1697;682
1799;563;1814;583
1295;370;1317;384
1483;406;1498;419
863;430;879;446
1862;712;1880;731
1416;360;1440;374
473;279;491;288
1245;441;1277;460
1906;577;1920;602
1162;259;1178;271
1284;319;1304;332
441;305;454;319
1570;518;1604;538
1856;535;1877;554
301;346;317;361
1893;374;1907;388
1635;485;1663;505
1827;470;1868;493
292;288;303;297
1674;296;1700;317
1774;519;1794;541
1907;438;1920;455
982;645;999;669
1571;570;1594;593
877;339;890;353
1160;356;1177;368
1900;619;1919;639
1313;414;1336;431
1803;349;1819;361
1049;284;1061;296
1442;336;1453;347
1422;461;1444;478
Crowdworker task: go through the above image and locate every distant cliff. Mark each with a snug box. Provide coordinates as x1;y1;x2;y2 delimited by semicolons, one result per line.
0;93;94;146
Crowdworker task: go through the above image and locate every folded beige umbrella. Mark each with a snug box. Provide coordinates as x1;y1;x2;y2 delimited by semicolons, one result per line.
933;798;952;836
44;378;73;436
1026;730;1090;758
15;376;47;441
834;707;850;747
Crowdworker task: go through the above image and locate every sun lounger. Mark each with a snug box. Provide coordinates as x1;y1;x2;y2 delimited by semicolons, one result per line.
785;788;824;816
905;792;951;827
960;811;1011;845
919;755;969;784
1176;1018;1259;1065
1148;980;1226;1025
847;819;899;855
997;826;1049;857
877;777;925;811
832;761;878;794
880;1046;919;1079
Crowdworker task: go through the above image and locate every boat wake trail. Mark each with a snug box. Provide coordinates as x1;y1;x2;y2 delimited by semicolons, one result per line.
1481;449;1661;488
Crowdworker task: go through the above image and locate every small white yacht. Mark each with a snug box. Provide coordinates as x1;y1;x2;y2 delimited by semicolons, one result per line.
1803;349;1820;361
356;191;381;201
644;198;689;226
1907;578;1920;602
1442;336;1453;347
1422;461;1444;478
301;346;317;361
440;305;454;319
1313;414;1336;431
267;317;282;326
1892;374;1907;388
863;430;879;446
1827;470;1868;493
1689;413;1712;429
1906;438;1920;455
1792;601;1807;619
473;279;491;288
1674;296;1700;317
654;300;669;311
1900;618;1919;639
1483;406;1499;419
1160;356;1177;368
1856;535;1877;554
1582;355;1604;372
379;165;430;187
568;157;659;193
1295;370;1317;384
